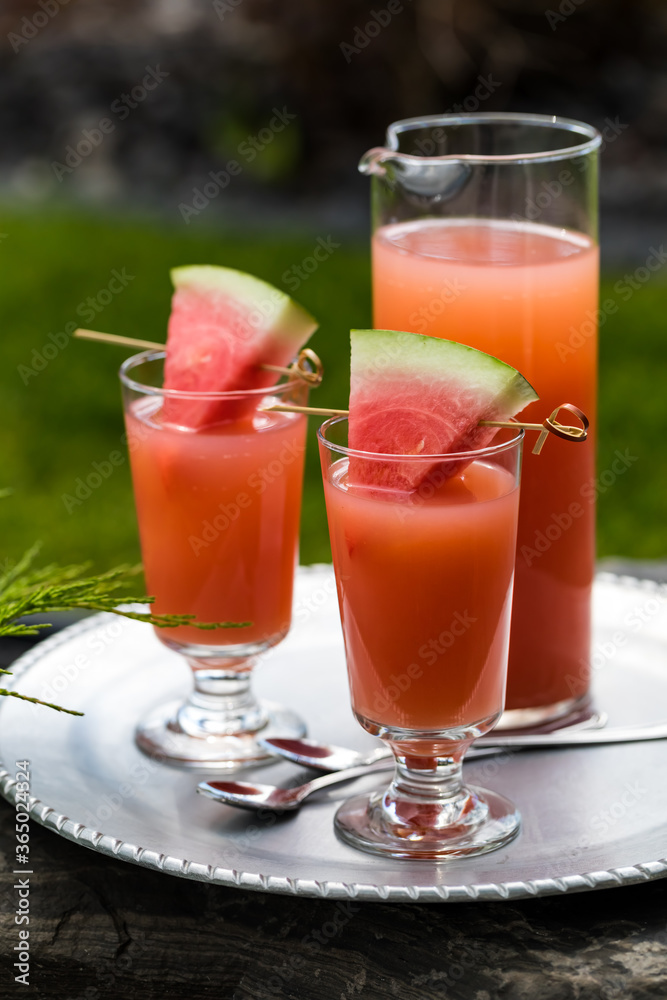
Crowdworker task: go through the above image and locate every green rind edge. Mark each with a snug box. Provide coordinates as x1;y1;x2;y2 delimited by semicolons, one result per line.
170;265;318;341
350;328;539;409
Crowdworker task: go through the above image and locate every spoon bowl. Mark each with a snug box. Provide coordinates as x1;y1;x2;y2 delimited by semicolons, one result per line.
258;737;390;771
198;778;306;812
198;760;395;813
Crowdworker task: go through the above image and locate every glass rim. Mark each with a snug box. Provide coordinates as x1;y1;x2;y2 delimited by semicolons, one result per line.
382;112;602;165
318;416;524;462
119;350;303;400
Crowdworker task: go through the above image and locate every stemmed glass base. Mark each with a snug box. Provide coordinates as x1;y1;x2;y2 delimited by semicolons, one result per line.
334;720;521;860
135;654;306;770
335;782;520;860
135;700;306;770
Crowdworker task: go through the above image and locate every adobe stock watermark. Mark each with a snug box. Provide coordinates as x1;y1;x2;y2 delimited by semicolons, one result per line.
174;280;308;346
293;574;339;626
51;66;169;181
567;778;649;861
511;117;627;225
8;0;69;53
188;434;305;555
390;451;474;524
65;930;149;1000
282;236;341;293
340;0;413;63
349;330;413;383
61;448;125;514
370;610;476;716
178;107;296;223
563;586;667;701
545;0;587;31
411;939;487;995
212;0;242;20
255;571;350;676
556;244;667;362
81;752;167;831
352;320;466;388
410;76;503;154
13;760;32;987
408;278;467;335
59;413;157;514
212;803;358;995
17;268;135;385
38;618;125;703
265;903;360;994
520;448;638;567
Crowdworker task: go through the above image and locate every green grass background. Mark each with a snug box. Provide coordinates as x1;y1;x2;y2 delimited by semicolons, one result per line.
1;208;665;573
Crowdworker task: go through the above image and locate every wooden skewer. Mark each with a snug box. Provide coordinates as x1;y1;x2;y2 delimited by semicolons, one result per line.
75;329;163;351
74;329;324;385
480;419;547;431
269;403;588;454
265;406;585;433
74;329;588;453
269;403;350;416
261;349;324;386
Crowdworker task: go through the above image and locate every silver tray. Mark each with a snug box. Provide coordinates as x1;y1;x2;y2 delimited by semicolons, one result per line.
1;567;666;903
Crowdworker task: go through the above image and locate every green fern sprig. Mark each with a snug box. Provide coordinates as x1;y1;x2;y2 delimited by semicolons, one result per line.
0;545;249;715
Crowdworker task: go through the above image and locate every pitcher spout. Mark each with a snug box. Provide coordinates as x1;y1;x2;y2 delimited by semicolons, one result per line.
359;145;472;199
358;147;394;177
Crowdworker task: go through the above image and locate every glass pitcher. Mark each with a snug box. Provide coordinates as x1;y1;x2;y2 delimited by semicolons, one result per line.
360;113;601;728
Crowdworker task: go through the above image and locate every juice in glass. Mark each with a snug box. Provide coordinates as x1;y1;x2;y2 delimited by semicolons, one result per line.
372;218;598;715
324;454;520;733
125;398;306;650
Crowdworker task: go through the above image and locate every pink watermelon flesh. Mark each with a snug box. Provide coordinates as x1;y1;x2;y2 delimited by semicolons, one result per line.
162;266;317;428
347;330;538;492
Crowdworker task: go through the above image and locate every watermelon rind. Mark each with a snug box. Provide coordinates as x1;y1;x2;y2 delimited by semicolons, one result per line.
350;329;538;420
347;329;539;490
170;265;317;342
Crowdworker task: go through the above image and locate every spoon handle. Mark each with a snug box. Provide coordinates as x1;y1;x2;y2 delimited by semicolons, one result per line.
286;725;667;801
299;759;394;799
478;724;667;748
295;747;529;798
293;742;569;799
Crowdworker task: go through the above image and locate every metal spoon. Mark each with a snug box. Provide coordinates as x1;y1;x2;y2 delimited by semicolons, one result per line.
196;743;548;813
198;721;667;813
260;717;667;772
257;736;556;772
196;738;577;813
258;736;390;771
197;759;395;813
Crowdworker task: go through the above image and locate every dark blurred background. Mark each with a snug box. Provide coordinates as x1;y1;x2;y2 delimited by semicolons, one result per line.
2;0;667;248
1;0;665;569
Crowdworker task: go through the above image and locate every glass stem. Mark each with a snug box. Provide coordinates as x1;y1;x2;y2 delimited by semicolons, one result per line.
380;746;483;834
175;659;267;738
393;752;465;800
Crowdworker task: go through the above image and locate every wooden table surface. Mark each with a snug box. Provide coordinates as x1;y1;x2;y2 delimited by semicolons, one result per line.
1;563;667;999
1;797;666;1000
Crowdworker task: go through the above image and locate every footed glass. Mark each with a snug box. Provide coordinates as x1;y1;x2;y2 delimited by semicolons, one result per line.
120;351;308;769
319;417;523;859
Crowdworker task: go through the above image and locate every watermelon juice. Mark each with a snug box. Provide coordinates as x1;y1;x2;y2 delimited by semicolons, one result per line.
322;453;520;733
125;397;306;650
372;219;598;715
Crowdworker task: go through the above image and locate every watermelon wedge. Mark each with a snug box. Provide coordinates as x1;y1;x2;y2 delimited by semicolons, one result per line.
347;329;538;491
163;265;318;427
